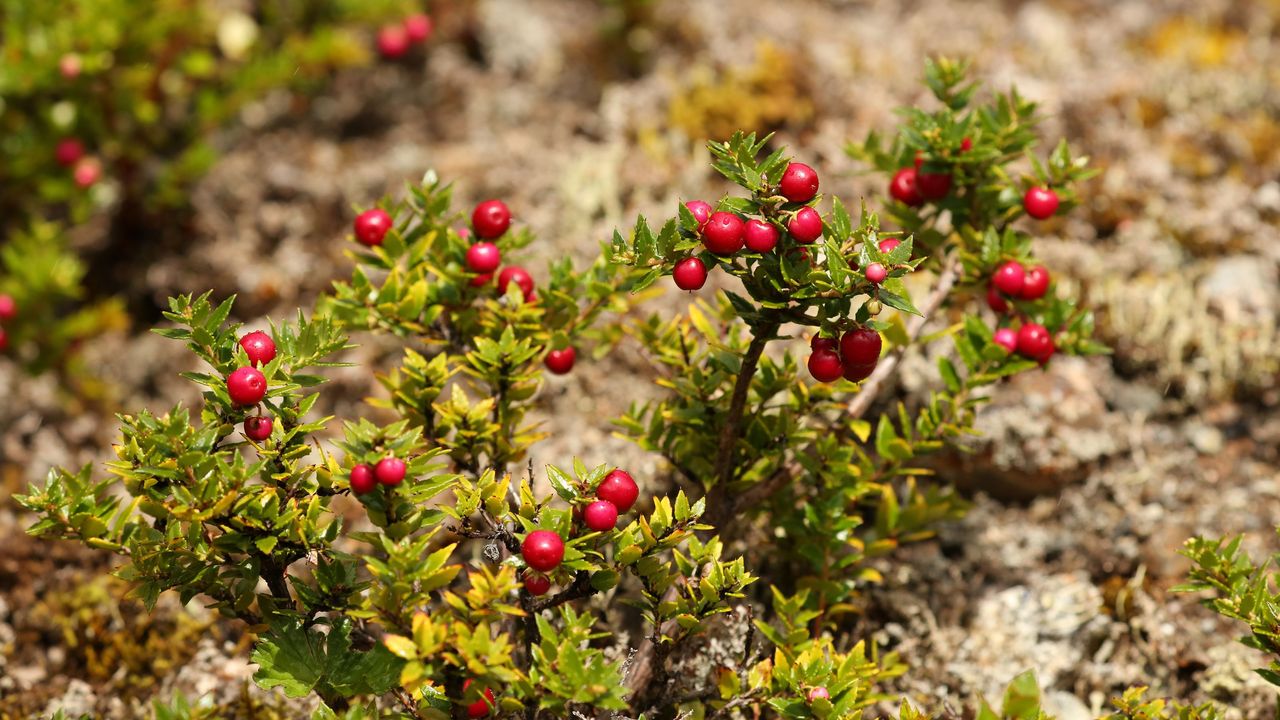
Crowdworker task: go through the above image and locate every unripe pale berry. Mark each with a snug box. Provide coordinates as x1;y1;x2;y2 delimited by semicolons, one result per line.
986;283;1010;313
993;327;1018;353
497;266;534;301
865;263;888;284
73;158;101;188
350;464;377;494
544;347;575;375
779;162;819;203
597;469;639;512
466;242;501;274
243;416;273;441
878;238;900;254
684;200;713;231
227;366;267;406
808;349;843;383
55;139;84;167
472;200;512;239
238;331;276;366
889;168;923;207
788;206;823;244
521;530;565;572
865;299;882;316
354;208;392;247
1020;265;1050;300
743;219;779;252
808;687;831;702
840;327;882;366
673;258;707;291
376;25;410;59
842;360;876;383
1016;323;1054;360
404;13;432;43
0;294;16;322
703;212;745;255
375;456;407;486
1023;187;1060;220
992;261;1026;296
583;500;619;531
463;680;496;718
523;571;551;596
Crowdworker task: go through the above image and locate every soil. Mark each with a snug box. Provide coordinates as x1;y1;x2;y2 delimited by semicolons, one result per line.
3;0;1280;718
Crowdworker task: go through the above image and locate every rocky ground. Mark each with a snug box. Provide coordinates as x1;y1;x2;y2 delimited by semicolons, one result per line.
2;0;1279;717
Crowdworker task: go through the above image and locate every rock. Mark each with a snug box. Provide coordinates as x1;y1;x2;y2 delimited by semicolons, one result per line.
1042;690;1093;720
1198;255;1278;321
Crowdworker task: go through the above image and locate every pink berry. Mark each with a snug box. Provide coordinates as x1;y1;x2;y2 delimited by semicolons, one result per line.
779;162;820;203
841;360;876;383
521;530;565;572
1023;187;1060;220
889;168;923;207
808;687;831;703
243;416;273;441
238;331;276;366
992;261;1026;296
865;263;888;284
354;209;393;247
878;238;901;254
743;219;779;253
350;464;377;494
227;367;266;406
787;207;823;244
72;158;100;188
472;200;512;239
1020;265;1050;300
375;457;407;486
544;347;576;375
684;200;713;231
1016;323;1054;360
55;139;84;167
523;572;551;596
703;212;745;255
808;349;843;383
986;283;1010;313
673;258;708;291
497;266;535;301
0;295;16;322
59;53;82;79
840;327;882;366
583;500;619;531
404;14;432;43
377;25;410;59
597;469;639;512
466;242;501;274
993;327;1018;353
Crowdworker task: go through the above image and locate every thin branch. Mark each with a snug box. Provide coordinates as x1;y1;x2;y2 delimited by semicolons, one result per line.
711;320;780;488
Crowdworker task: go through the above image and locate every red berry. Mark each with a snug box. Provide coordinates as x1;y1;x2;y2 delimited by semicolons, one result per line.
878;238;900;254
779;162;820;203
865;263;888;284
808;349;843;383
497;266;534;301
889;168;923;207
842;360;876;382
787;207;823;244
840;327;882;365
703;212;745;255
808;687;831;702
1016;323;1053;360
523;572;551;596
238;331;276;366
1023;187;1060;220
684;200;713;231
993;327;1018;353
810;335;837;352
1020;265;1050;300
916;170;952;200
463;680;496;718
73;158;101;188
0;327;9;352
992;261;1026;296
0;295;16;322
55;139;84;167
243;416;273;441
350;464;377;494
59;53;82;79
470;272;494;288
227;367;267;406
466;242;501;274
375;457;407;486
404;13;432;43
354;208;392;247
986;283;1010;313
597;469;639;512
960;137;973;152
583;500;619;531
377;25;410;59
521;530;565;572
743;219;779;252
673;258;707;291
472;200;512;239
544;347;576;375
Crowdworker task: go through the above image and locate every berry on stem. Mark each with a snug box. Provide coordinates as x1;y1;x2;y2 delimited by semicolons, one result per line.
684;200;713;231
703;212;745;255
1016;323;1054;361
238;331;276;366
787;206;823;244
523;571;551;596
375;457;407;486
462;680;496;718
350;464;377;494
243;416;273;442
466;242;501;274
583;500;619;531
497;266;535;301
779;162;819;203
807;349;843;383
1023;187;1060;220
376;25;410;59
986;283;1010;313
521;530;565;572
992;261;1026;296
673;258;707;291
993;327;1018;353
404;13;432;43
55;139;84;167
0;295;16;322
227;367;266;406
1020;265;1050;300
865;263;888;284
544;347;576;375
597;469;639;512
472;200;512;239
889;168;923;207
743;219;779;253
354;208;392;247
840;327;882;366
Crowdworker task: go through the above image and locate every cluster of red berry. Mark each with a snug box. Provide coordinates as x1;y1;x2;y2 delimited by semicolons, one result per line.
53;138;101;189
807;326;882;384
986;260;1057;363
348;456;408;494
888;143;1062;222
376;12;433;60
0;294;16;352
226;331;277;439
520;468;639;596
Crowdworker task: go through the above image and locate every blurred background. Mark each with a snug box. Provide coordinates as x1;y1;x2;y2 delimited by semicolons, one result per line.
1;0;1278;717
